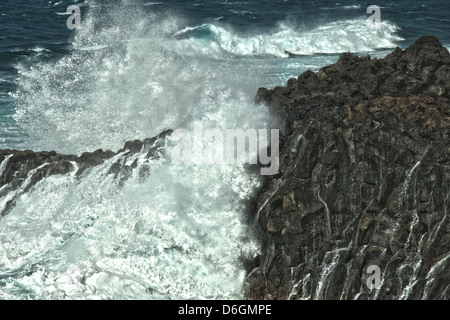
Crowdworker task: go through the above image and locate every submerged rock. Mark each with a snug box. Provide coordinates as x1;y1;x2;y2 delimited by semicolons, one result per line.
245;36;450;299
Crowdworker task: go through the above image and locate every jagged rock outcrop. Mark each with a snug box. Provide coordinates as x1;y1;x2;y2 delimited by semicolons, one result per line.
245;36;450;299
0;130;172;217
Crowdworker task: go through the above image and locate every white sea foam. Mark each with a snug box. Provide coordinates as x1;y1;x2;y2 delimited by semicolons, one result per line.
0;149;261;299
5;2;273;300
13;9;273;155
144;2;164;6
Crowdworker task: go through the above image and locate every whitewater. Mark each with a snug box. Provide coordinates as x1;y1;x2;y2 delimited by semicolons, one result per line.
0;1;404;299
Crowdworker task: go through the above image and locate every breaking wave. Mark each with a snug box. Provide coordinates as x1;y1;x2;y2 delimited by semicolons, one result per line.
5;2;272;300
174;18;403;58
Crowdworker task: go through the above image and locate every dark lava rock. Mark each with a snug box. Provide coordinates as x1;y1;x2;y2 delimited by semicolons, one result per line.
246;36;450;300
0;130;173;217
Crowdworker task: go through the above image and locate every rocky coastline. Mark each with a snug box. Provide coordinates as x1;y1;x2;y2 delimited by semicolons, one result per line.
0;36;449;300
245;36;450;299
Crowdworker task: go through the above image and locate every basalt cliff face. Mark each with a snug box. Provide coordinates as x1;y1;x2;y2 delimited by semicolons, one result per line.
245;36;450;299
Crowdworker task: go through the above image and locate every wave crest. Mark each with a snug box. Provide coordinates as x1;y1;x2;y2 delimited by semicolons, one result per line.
174;19;403;58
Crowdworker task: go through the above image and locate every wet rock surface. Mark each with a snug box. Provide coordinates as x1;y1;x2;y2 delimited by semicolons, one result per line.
0;130;172;217
245;36;450;299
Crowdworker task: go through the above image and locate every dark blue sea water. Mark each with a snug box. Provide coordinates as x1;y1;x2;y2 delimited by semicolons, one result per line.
0;0;449;300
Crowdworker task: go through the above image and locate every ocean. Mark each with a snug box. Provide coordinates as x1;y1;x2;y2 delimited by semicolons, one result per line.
0;0;449;299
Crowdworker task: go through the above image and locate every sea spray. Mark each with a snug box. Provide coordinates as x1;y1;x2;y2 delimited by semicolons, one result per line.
13;3;273;154
3;1;273;299
0;136;265;299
